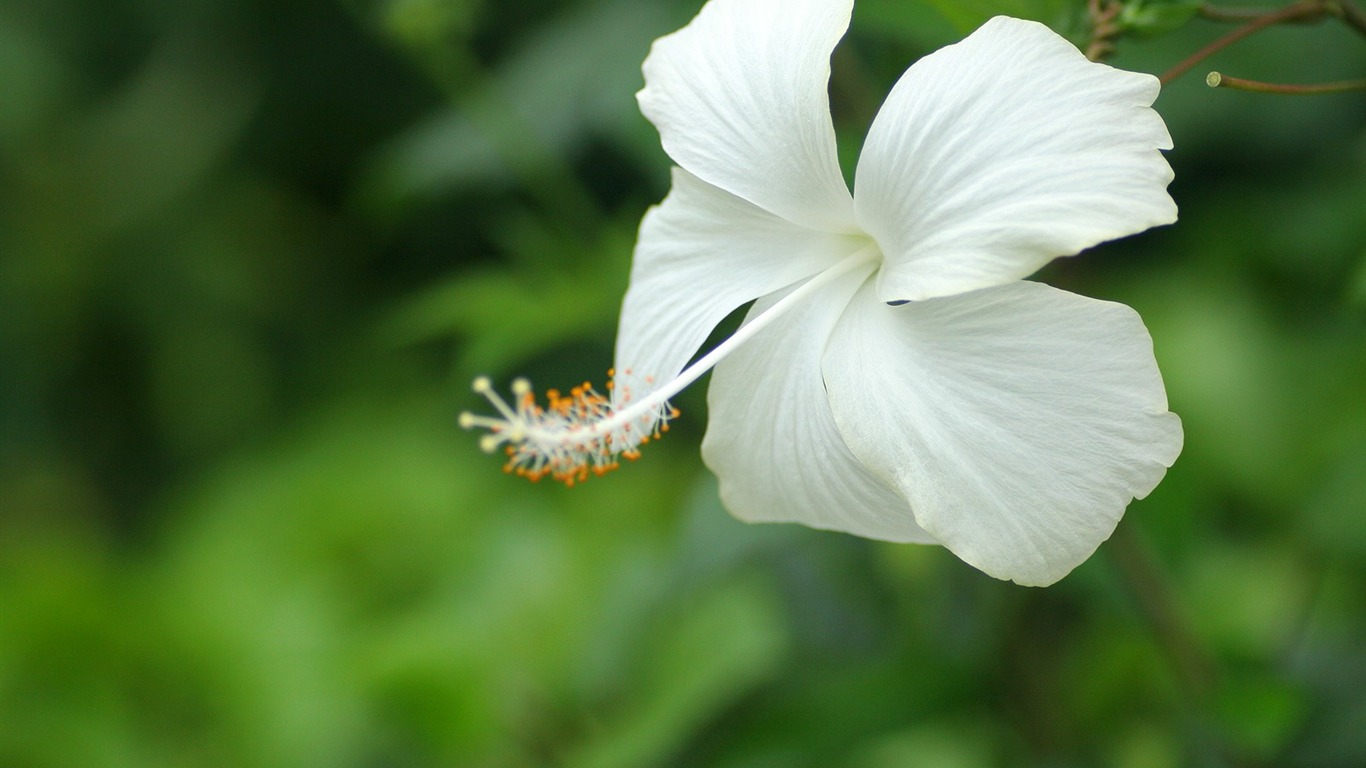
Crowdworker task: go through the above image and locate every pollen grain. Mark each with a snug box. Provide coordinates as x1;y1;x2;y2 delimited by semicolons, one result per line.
459;371;679;486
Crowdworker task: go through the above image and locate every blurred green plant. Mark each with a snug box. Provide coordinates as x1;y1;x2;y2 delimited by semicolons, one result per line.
1;0;1365;766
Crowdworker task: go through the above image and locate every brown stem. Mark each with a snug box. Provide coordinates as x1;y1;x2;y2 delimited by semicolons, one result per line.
1207;70;1366;92
1200;0;1366;30
1161;0;1330;85
1199;3;1296;22
1086;0;1125;61
1327;0;1366;36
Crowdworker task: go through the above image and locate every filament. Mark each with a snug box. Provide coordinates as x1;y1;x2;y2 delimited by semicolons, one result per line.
460;245;878;485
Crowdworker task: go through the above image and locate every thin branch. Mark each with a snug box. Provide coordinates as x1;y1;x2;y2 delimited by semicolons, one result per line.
1160;0;1329;85
1207;70;1366;92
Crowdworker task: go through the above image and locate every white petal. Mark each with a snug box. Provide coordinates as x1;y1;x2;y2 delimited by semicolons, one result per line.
822;280;1182;586
637;0;856;232
613;167;857;411
854;17;1176;302
700;265;935;544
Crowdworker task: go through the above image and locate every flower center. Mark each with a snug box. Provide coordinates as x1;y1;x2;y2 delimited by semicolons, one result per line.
460;244;880;485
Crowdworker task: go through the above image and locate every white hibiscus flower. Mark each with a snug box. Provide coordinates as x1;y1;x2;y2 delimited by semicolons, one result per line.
462;0;1183;586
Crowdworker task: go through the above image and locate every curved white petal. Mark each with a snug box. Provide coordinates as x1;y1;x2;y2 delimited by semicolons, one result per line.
637;0;856;232
613;167;857;413
822;280;1182;586
854;17;1176;302
700;265;935;544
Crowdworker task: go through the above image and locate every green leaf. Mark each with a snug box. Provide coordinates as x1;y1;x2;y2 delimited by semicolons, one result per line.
378;217;632;374
1118;0;1202;37
1350;250;1366;308
360;0;671;208
564;578;789;768
853;0;961;48
1216;674;1309;760
917;0;1081;35
1302;445;1366;561
850;722;997;768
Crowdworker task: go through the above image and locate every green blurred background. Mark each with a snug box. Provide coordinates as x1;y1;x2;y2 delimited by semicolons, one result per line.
1;0;1364;765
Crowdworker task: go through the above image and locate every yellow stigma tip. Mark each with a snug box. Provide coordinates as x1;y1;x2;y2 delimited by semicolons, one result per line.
472;376;492;393
458;412;476;429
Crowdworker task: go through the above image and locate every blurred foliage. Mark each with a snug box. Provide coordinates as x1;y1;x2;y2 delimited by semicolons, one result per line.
1;0;1364;766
